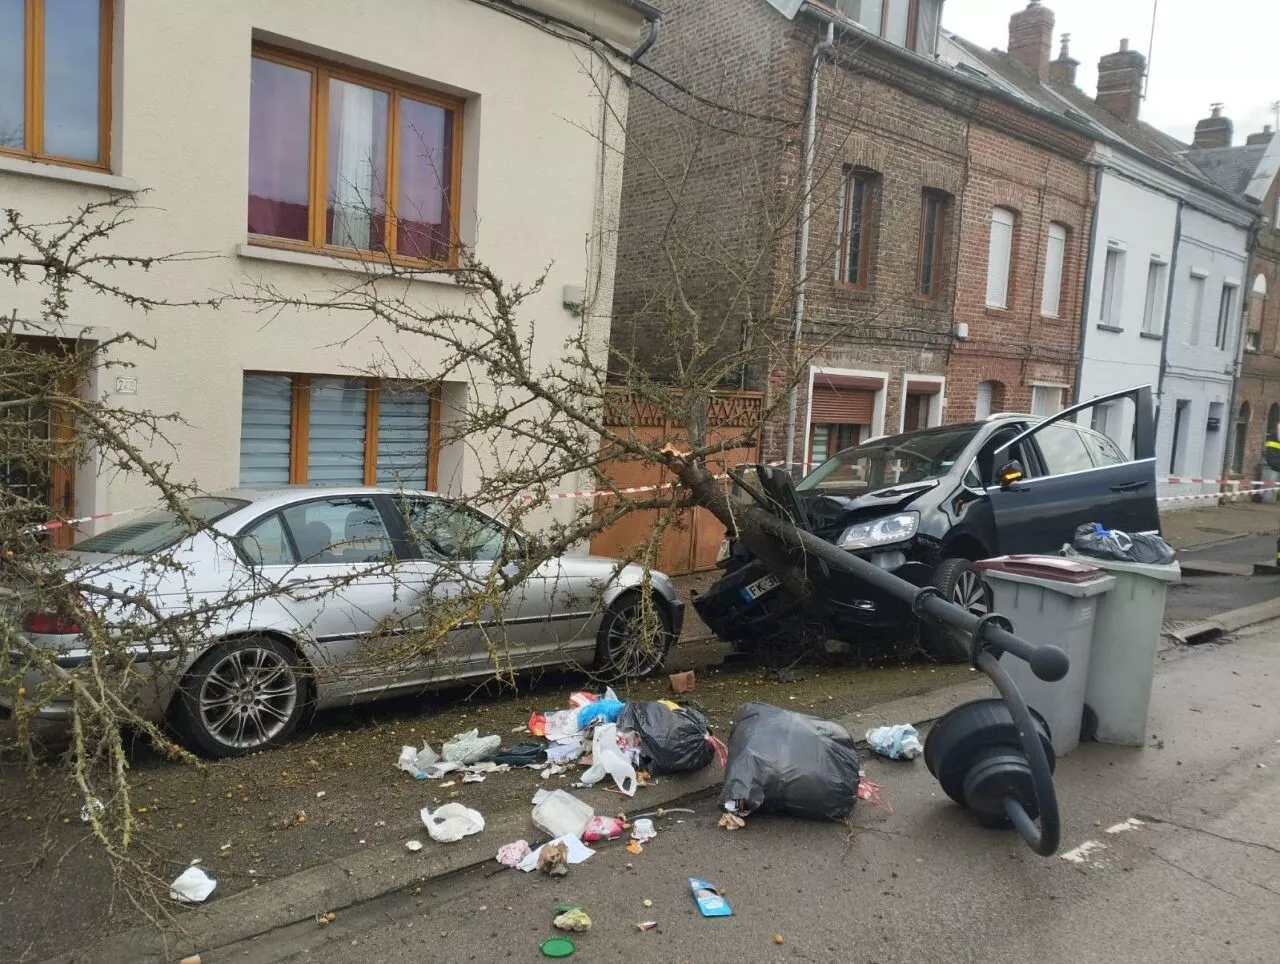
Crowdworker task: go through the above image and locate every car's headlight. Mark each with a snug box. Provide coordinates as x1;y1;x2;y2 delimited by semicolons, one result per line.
715;538;731;564
837;512;919;550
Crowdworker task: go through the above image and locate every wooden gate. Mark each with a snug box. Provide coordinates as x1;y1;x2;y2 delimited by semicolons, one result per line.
588;390;762;575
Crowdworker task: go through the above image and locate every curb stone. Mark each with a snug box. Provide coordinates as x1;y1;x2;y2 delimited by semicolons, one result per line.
45;677;990;964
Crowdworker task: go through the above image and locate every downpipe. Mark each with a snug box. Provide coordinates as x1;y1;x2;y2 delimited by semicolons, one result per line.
783;22;836;475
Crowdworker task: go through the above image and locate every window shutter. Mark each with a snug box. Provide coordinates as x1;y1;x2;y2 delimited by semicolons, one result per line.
810;387;875;425
376;385;431;489
986;208;1014;308
239;375;293;486
1041;223;1066;317
975;381;993;420
307;377;369;486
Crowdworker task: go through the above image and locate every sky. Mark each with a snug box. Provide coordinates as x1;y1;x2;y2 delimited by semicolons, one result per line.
942;0;1280;144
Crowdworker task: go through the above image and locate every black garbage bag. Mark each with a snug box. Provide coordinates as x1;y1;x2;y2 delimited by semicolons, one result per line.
492;741;547;767
1072;522;1175;565
719;702;861;820
615;702;717;775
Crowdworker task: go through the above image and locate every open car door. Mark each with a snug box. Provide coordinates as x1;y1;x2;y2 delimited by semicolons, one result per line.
986;386;1160;556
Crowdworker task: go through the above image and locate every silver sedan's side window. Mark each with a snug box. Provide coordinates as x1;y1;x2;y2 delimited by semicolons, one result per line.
405;498;509;562
240;513;297;566
280;498;395;564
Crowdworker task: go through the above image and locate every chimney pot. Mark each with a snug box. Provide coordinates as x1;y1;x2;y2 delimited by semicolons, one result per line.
1008;0;1055;80
1193;104;1234;149
1095;40;1146;123
1049;31;1079;88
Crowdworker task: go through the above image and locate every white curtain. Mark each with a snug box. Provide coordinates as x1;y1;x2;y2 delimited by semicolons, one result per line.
331;81;377;249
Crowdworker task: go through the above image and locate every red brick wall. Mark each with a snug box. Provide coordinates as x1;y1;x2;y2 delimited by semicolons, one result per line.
946;116;1094;421
1236;175;1280;478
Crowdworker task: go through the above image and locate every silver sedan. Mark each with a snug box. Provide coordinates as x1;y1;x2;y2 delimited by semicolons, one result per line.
3;487;684;757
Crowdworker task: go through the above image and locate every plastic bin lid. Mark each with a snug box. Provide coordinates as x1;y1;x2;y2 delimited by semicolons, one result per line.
974;554;1107;583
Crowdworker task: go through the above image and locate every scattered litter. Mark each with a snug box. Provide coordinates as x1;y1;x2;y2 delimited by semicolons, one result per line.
462;772;486;784
442;729;502;765
689;878;732;917
528;711;548;738
405;840;424;852
538;841;570;876
422;760;463;780
582;815;626;842
616;702;722;775
1060;840;1107;864
626;839;644;855
720;703;861;820
774;934;785;944
668;671;695;694
79;798;104;823
397;743;441;779
420;803;485;843
636;921;657;931
497;840;532;867
439;780;457;788
493;741;547;767
316;791;326;799
580;723;638;795
546;740;584;764
857;779;893;814
631;818;656;842
544;709;581;744
517;835;594;873
467;761;511;774
541;764;567;780
642;898;653;908
718;813;746;831
553;908;592;933
568;691;598;709
315;911;337;928
169;867;217;903
540;937;576;958
219;842;231;851
532;790;594;838
865;724;923;760
577;699;625;729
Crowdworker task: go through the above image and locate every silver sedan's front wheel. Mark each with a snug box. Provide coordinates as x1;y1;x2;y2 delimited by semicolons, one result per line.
175;637;306;757
597;591;673;681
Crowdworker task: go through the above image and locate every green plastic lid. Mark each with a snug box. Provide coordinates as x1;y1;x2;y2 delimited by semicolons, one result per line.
541;937;576;957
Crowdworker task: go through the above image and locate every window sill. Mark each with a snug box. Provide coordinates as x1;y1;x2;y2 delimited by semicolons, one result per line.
1039;314;1064;323
1138;331;1164;340
1095;323;1124;333
0;153;139;193
236;243;461;285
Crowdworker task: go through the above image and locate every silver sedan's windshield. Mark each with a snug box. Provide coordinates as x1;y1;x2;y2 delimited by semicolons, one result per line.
797;425;981;494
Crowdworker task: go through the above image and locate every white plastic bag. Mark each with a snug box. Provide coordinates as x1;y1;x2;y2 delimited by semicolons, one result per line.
531;789;594;838
420;803;485;843
543;709;581;743
442;729;502;765
864;724;923;760
169;866;217;903
579;723;637;796
397;742;440;778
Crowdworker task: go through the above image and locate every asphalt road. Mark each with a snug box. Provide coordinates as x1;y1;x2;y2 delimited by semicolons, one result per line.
1164;535;1280;627
209;626;1280;964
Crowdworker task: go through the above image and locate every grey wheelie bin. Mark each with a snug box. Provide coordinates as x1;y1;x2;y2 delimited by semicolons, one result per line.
1062;545;1181;747
974;555;1116;758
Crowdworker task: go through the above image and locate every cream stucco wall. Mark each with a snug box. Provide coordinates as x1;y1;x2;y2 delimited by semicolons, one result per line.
1;0;638;536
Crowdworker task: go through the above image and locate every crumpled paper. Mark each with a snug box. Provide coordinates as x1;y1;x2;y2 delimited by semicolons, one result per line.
865;724;923;760
170;866;217;903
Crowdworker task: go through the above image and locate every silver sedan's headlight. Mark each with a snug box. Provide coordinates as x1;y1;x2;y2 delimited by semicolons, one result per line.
837;512;919;550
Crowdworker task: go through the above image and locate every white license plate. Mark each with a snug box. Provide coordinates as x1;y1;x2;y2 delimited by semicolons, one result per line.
740;572;781;602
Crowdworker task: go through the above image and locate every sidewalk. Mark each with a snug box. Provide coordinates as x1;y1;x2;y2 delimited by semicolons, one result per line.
1159;498;1277;549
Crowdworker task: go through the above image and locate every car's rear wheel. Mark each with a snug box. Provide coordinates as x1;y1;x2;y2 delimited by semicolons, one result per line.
921;558;992;663
173;637;306;757
596;591;673;681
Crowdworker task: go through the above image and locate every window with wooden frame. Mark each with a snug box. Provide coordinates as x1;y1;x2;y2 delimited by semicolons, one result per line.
0;0;113;168
838;168;877;288
917;190;948;299
247;45;463;264
239;373;441;490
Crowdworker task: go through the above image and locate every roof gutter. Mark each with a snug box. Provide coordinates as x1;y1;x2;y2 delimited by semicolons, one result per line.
783;20;836;473
618;0;662;60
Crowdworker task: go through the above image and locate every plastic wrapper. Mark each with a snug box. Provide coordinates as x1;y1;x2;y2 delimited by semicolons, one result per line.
442;729;502;764
615;701;717;775
865;724;923;760
531;789;594;838
719;702;861;820
420;803;485;842
1071;523;1175;565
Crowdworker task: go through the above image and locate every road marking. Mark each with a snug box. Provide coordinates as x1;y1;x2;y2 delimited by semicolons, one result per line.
1061;840;1107;863
1105;818;1146;834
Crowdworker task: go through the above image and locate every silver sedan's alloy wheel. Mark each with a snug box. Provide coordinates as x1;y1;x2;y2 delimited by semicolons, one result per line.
951;569;990;616
197;646;299;750
605;600;669;679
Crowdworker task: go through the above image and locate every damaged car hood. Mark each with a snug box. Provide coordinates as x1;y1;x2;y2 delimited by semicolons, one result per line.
804;480;939;533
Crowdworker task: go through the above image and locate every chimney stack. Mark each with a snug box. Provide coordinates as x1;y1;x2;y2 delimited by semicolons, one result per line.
1247;125;1275;146
1048;32;1079;88
1192;104;1233;149
1095;38;1146;124
1008;0;1055;80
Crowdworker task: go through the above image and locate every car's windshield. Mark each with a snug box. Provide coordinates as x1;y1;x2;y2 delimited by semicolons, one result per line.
796;425;982;494
73;497;249;555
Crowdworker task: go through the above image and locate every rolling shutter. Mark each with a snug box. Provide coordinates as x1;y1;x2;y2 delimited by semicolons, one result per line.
810;374;877;425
